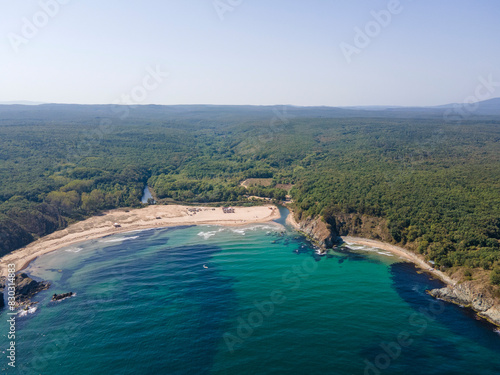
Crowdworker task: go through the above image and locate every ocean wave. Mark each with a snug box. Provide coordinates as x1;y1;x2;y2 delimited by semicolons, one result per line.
231;228;247;235
245;224;280;232
347;244;377;252
65;247;83;253
101;236;139;243
18;306;37;317
197;229;223;240
53;292;77;302
376;251;394;257
346;245;395;258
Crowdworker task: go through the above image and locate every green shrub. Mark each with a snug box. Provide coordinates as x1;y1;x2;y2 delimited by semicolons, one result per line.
490;267;500;285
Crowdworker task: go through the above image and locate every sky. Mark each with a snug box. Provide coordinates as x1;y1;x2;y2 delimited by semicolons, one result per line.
1;0;499;107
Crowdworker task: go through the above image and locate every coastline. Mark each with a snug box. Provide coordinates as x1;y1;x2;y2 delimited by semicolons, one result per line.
285;208;455;286
0;204;279;277
287;209;500;327
341;236;456;286
285;206;300;230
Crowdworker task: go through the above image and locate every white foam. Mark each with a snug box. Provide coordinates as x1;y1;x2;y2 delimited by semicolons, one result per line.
18;306;37;317
345;244;397;258
101;236;139;243
245;224;280;232
231;229;246;235
65;247;83;253
198;231;217;240
495;329;500;336
347;245;377;252
197;228;224;240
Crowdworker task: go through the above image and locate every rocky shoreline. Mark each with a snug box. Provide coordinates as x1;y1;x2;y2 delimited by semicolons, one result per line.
287;210;500;328
287;214;338;249
429;283;500;327
14;273;51;309
0;273;51;311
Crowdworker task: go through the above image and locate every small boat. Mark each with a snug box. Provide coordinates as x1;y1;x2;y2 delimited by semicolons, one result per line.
203;265;208;269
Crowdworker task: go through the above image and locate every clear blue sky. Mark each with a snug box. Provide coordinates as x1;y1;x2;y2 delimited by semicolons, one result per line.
1;0;499;106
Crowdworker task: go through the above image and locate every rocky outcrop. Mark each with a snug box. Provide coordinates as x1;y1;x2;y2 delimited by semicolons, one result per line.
0;276;5;309
429;282;500;327
15;273;51;307
294;216;339;248
52;292;73;301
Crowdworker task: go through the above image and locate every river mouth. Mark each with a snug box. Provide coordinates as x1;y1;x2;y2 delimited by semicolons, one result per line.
141;185;155;204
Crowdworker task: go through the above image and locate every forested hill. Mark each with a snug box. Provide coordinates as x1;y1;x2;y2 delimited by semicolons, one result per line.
0;103;499;285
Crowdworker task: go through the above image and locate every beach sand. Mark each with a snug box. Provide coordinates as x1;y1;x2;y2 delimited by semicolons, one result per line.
0;204;279;277
341;236;455;285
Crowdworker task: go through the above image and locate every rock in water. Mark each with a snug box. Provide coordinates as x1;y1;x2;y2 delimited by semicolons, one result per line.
0;276;5;309
15;273;51;306
52;292;74;301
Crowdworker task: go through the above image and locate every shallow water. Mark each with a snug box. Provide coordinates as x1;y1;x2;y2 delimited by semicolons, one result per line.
1;218;500;374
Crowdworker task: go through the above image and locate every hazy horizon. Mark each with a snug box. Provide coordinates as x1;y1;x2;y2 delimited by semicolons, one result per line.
2;96;500;109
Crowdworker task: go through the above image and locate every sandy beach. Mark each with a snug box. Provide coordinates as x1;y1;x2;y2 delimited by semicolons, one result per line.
0;204;279;277
342;236;456;286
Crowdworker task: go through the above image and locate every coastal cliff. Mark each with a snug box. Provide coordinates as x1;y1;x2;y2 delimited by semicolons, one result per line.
429;283;500;327
289;214;338;248
288;210;390;249
14;273;51;308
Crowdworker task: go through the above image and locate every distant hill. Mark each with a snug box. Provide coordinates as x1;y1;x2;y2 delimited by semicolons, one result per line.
0;97;498;118
437;97;500;116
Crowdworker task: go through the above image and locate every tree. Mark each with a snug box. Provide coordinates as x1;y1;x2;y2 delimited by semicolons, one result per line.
491;267;500;285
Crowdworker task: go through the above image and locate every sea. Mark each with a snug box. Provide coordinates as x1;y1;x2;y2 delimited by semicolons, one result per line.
1;207;500;374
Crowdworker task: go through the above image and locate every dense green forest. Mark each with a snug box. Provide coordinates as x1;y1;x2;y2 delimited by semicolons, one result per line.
0;104;499;285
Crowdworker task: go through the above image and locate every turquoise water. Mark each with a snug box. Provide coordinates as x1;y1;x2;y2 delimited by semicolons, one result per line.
1;211;500;374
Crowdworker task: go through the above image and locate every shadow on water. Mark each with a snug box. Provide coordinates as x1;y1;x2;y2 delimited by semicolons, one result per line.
360;262;500;375
390;262;500;353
